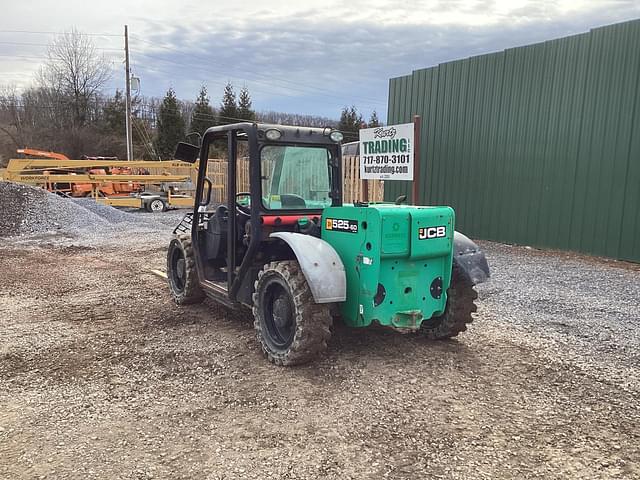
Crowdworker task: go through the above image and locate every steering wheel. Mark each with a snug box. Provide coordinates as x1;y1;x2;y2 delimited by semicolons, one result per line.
236;192;251;215
280;193;307;208
215;203;229;219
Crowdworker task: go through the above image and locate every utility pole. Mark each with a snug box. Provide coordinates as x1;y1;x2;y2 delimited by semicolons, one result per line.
124;25;133;160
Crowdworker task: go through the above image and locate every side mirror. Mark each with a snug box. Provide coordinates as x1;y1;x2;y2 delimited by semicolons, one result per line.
174;142;199;163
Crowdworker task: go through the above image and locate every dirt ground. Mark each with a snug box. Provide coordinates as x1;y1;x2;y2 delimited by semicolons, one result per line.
1;227;639;479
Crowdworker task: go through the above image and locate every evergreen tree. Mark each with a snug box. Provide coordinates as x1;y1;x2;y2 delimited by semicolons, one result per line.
190;85;215;138
237;86;255;121
99;91;152;159
101;90;126;135
368;110;381;127
338;106;364;137
155;87;186;159
219;82;237;124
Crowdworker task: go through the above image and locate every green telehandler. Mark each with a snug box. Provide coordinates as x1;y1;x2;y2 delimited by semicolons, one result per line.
167;123;490;365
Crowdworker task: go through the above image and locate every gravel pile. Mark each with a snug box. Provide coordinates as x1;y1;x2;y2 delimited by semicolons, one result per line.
1;181;108;236
0;181;177;240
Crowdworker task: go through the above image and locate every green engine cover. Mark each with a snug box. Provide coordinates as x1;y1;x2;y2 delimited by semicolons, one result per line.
321;204;454;330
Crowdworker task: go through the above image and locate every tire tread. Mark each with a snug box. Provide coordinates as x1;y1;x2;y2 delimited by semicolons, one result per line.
417;263;478;340
167;234;204;305
252;260;332;366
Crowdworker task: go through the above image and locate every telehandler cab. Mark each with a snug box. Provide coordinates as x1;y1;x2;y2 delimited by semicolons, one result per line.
167;123;490;365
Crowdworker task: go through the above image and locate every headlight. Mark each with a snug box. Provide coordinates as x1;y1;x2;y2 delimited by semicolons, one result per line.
265;128;282;141
330;130;344;142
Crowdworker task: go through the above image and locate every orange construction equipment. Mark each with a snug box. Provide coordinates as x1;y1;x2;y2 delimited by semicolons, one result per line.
17;148;70;161
16;148;142;197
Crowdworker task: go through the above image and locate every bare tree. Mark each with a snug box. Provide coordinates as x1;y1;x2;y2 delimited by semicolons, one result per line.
0;86;22;146
37;28;112;128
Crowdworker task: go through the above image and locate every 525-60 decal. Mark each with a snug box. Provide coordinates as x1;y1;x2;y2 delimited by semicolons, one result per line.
325;218;359;234
418;226;447;240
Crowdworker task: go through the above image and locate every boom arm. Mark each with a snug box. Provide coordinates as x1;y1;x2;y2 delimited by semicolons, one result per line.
17;148;70;161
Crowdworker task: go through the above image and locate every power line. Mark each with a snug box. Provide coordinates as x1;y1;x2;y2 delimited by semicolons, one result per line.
0;54;49;61
0;103;340;127
129;35;386;108
0;52;122;61
1;101;361;142
0;41;121;51
0;30;120;37
132;119;158;159
130;52;385;113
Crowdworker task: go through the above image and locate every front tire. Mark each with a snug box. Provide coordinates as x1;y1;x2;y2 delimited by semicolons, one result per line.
417;263;478;339
167;235;204;305
252;261;332;366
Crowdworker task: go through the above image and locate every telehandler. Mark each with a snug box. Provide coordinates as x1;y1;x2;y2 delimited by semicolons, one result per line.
167;123;490;365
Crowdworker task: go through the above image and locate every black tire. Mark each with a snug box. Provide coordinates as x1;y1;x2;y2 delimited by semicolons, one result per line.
417;263;478;339
167;235;204;305
149;198;166;213
252;260;332;366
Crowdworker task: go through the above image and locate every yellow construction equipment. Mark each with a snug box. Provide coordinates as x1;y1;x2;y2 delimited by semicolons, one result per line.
2;157;198;212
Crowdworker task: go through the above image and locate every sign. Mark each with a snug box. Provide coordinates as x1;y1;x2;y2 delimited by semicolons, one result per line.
359;122;414;180
325;218;359;233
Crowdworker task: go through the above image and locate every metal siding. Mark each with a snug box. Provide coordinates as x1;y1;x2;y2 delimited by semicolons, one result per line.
618;25;640;262
418;68;430;206
425;68;440;205
464;57;480;234
386;19;640;262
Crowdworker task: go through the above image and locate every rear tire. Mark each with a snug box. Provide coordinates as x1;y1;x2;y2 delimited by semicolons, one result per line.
252;261;332;366
167;235;204;305
417;264;478;339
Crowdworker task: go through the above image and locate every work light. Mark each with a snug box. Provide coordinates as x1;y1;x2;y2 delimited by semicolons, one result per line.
330;130;344;142
265;128;282;141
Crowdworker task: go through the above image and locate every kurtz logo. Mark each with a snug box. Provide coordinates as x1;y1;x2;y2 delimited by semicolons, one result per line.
373;127;397;139
325;218;358;233
418;226;447;240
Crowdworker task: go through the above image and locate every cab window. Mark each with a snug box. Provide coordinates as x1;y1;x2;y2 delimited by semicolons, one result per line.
260;145;332;210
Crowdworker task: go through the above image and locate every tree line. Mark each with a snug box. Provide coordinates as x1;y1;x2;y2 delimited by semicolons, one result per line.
0;30;382;166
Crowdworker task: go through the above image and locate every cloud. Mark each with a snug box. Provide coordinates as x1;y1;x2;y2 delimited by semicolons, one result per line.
1;0;639;119
133;0;639;118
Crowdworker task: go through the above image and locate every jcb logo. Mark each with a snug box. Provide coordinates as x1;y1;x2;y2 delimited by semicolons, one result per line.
418;226;446;240
325;218;358;233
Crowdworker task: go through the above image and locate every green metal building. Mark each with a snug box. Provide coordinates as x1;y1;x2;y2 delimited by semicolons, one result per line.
386;19;640;262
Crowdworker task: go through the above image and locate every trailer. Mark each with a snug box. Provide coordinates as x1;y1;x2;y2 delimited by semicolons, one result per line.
2;157;197;211
98;189;194;212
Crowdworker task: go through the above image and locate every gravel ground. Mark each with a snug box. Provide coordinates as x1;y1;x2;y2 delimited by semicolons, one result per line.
476;243;640;392
0;199;639;479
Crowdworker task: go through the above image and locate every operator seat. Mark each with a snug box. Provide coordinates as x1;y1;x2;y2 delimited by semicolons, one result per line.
280;194;306;209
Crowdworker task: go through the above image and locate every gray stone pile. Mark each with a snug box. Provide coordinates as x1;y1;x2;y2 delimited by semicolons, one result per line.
0;181;166;238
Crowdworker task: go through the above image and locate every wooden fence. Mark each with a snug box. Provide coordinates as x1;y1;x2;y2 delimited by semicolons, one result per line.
147;155;383;205
342;154;384;203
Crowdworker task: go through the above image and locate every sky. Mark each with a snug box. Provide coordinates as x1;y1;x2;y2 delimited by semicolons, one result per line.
0;0;639;120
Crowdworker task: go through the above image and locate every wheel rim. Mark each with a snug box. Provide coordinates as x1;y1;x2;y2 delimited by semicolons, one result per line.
150;199;164;212
170;247;186;292
263;283;295;349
